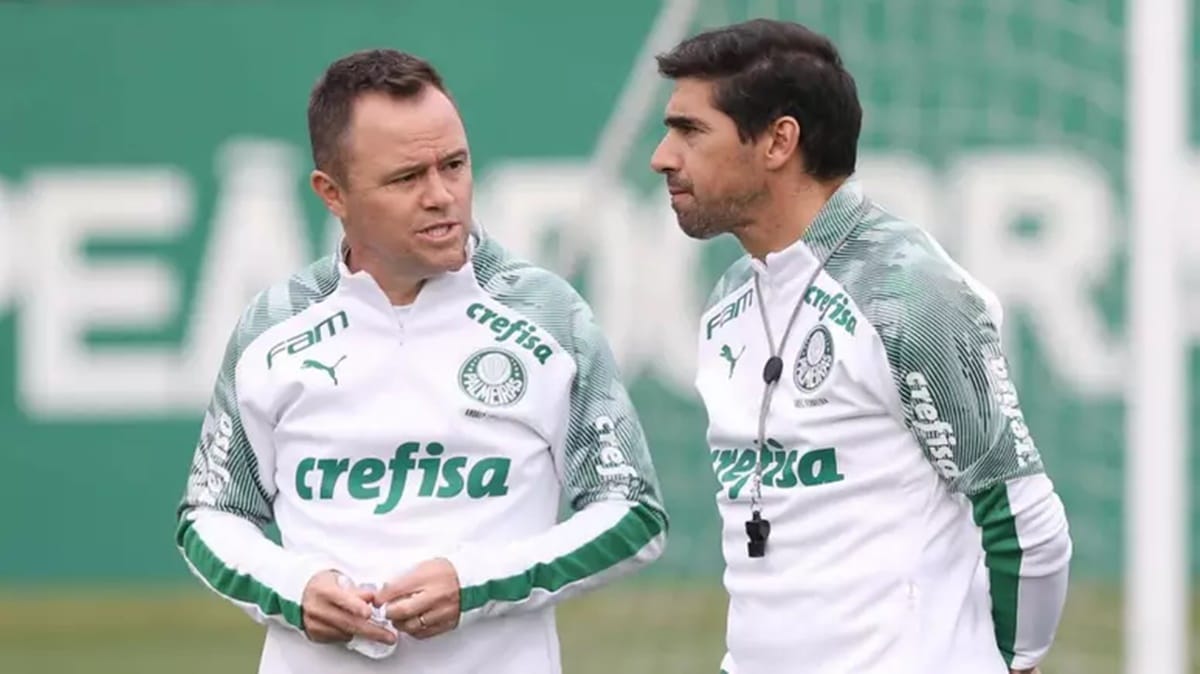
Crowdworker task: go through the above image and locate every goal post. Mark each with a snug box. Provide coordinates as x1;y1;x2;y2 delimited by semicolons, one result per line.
1125;0;1190;672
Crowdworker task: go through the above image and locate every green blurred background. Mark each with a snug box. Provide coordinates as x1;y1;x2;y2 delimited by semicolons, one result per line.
0;0;1196;672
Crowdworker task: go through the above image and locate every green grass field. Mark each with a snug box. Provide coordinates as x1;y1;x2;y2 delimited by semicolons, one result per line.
0;580;1195;673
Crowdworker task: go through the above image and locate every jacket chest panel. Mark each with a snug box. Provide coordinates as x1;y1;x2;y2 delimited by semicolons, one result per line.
697;275;913;508
258;307;566;511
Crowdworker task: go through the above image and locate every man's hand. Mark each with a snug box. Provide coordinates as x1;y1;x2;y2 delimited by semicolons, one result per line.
378;558;462;639
301;570;398;645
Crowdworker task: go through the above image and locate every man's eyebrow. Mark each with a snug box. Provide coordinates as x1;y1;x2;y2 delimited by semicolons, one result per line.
664;114;709;132
382;162;428;181
380;149;470;182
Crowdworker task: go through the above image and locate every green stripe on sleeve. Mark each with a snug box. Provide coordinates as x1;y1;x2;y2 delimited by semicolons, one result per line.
177;519;304;629
459;504;665;612
970;483;1022;666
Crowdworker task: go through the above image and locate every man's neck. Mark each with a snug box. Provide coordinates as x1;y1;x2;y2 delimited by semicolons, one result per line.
345;247;426;306
737;177;843;261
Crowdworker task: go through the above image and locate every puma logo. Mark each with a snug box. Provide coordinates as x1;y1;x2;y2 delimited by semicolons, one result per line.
719;344;745;378
301;356;347;386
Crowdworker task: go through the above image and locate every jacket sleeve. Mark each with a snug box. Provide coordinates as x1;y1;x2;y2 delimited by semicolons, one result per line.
446;295;668;626
175;311;336;632
886;267;1072;670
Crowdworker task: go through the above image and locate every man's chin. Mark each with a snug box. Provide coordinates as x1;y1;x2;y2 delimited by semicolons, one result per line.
678;219;724;241
427;244;469;274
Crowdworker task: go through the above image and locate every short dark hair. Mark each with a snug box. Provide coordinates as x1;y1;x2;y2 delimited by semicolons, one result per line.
656;19;861;180
307;48;447;180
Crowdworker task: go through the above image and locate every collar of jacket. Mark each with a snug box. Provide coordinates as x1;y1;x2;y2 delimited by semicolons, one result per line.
326;220;488;308
750;177;865;286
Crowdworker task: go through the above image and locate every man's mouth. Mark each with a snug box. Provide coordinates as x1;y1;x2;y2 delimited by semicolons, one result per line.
417;220;460;240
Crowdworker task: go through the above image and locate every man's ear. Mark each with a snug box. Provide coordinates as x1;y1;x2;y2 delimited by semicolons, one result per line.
310;169;347;220
762;116;801;171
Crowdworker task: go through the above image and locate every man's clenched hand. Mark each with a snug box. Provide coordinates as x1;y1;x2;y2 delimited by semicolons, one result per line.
378;558;462;639
301;570;398;645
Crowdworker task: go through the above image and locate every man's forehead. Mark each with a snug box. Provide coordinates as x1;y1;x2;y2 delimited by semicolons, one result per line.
347;94;465;157
666;78;716;109
352;92;459;134
664;79;727;127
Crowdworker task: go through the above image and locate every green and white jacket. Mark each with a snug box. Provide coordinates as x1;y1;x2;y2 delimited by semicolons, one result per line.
699;180;1072;674
175;231;668;674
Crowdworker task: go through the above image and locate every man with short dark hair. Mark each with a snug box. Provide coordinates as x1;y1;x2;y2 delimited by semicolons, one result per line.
175;48;667;674
651;19;1071;674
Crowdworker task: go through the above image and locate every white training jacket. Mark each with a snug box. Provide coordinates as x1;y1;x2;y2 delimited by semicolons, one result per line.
697;179;1072;674
175;230;668;674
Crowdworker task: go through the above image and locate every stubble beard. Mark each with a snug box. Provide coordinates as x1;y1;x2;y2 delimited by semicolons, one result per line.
676;186;766;241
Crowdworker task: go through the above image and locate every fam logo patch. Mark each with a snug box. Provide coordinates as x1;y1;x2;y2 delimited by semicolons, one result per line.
459;348;527;407
794;324;835;392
